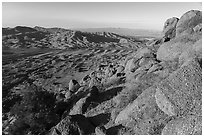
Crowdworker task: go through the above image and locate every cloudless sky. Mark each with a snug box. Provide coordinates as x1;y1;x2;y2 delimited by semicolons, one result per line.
2;2;202;31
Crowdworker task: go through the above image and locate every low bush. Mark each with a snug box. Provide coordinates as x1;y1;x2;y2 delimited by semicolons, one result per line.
8;85;67;135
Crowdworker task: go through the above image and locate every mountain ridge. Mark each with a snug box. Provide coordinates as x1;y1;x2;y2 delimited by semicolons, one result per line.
2;26;149;50
75;27;162;38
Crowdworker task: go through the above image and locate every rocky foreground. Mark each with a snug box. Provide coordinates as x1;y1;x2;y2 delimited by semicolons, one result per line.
2;10;202;135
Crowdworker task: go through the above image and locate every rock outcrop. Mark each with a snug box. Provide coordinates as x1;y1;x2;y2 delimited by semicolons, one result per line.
176;10;202;36
163;17;179;39
156;58;202;117
156;32;201;62
157;10;202;62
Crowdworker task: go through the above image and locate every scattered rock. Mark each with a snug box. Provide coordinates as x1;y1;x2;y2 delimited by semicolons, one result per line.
95;126;107;135
81;75;91;85
55;114;95;135
147;63;163;73
124;58;139;74
88;77;101;88
103;75;125;88
69;79;80;93
116;65;125;74
116;72;125;78
65;91;72;100
138;57;148;66
76;86;85;94
119;38;128;44
136;47;153;59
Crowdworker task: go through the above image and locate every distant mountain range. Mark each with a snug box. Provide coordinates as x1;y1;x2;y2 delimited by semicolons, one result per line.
2;26;159;50
76;27;162;38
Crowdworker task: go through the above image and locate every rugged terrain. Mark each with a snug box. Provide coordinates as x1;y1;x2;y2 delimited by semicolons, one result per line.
2;10;202;135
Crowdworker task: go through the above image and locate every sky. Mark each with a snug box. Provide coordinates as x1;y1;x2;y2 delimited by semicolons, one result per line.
2;2;202;31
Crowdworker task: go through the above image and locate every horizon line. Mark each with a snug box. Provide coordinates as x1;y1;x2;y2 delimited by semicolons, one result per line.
2;25;162;31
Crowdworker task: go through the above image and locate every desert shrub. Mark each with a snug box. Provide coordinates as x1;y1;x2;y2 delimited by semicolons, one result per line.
8;85;63;135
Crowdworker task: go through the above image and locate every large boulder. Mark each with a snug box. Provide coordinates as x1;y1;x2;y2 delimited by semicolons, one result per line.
115;86;168;135
68;87;99;115
163;17;179;39
179;39;202;65
119;38;128;44
156;33;201;61
78;86;100;114
162;115;202;135
54;114;95;135
69;96;88;115
176;10;202;36
156;58;202;117
69;79;80;93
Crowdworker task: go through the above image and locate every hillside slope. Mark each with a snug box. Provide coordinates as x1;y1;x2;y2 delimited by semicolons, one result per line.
2;26;145;49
